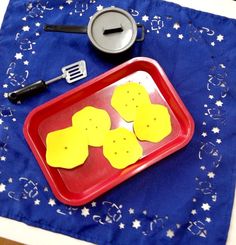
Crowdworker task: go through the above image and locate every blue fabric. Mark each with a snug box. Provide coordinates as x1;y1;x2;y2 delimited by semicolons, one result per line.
0;0;236;244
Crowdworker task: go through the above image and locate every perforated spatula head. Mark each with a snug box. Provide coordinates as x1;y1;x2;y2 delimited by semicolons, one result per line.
62;60;87;84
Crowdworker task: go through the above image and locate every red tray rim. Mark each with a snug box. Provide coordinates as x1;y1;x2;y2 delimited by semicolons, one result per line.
23;57;195;206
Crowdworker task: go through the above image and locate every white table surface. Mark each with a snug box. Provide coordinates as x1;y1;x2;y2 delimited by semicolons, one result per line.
0;0;235;244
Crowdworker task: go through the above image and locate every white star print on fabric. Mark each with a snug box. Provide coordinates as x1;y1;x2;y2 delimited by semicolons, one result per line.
176;224;181;228
208;172;215;178
191;209;197;215
66;0;73;4
1;156;6;161
81;207;90;217
97;5;103;11
202;132;207;137
201;203;211;211
200;166;206;170
142;15;149;22
119;223;125;229
216;139;222;144
4;93;8;98
0;183;6;192
15;53;23;60
3;84;8;88
167;33;171;38
34;199;40;205
215;100;223;107
35;22;41;27
178;34;184;39
59;6;64;10
211;42;215;46
209;95;214;99
12;118;16;122
22;26;30;31
132;219;141;229
205;217;212;223
91;202;96;207
8;178;12;183
129;208;134;214
143;210;147;215
0;119;3;125
35;33;40;36
220;63;226;69
24;60;29;65
48;198;56;206
44;187;48;192
173;22;180;30
212;127;220;134
166;229;175;238
217;34;224;42
193;198;197;202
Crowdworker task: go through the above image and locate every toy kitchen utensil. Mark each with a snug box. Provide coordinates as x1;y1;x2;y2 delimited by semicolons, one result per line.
8;60;87;103
44;7;145;54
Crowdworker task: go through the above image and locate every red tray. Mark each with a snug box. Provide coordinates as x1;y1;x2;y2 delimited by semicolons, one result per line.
23;57;194;206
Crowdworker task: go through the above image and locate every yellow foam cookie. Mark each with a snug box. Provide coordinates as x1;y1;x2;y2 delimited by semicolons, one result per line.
111;82;151;122
46;127;88;169
72;106;111;147
103;127;143;169
133;104;172;143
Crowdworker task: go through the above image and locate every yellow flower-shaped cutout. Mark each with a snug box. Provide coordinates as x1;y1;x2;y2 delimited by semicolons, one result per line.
111;82;151;122
46;127;88;169
72;106;111;147
103;128;143;169
133;104;172;143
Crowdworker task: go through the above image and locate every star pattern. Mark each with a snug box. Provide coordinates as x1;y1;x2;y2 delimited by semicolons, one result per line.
3;84;8;88
8;178;12;183
173;22;180;30
0;119;3;125
66;0;73;4
24;60;29;65
97;5;103;11
142;15;149;22
209;95;214;99
201;203;211;211
215;100;223;107
211;42;215;46
212;127;220;134
48;198;56;206
201;132;207;137
166;229;175;239
81;207;90;217
166;33;171;38
216;139;222;144
132;219;141;229
34;199;40;205
22;26;30;32
15;53;23;60
129;208;134;214
0;183;6;192
35;22;41;27
217;34;224;42
119;223;125;229
191;209;197;215
0;156;6;161
205;217;212;223
91;202;96;207
208;172;215;178
178;34;184;39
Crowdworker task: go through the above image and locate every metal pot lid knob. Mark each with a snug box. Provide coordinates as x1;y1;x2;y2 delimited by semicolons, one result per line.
87;7;138;54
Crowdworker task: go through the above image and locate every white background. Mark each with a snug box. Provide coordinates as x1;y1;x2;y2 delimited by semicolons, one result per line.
0;0;235;244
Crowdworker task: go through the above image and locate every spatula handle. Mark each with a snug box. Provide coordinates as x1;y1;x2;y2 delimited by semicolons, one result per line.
8;80;47;103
